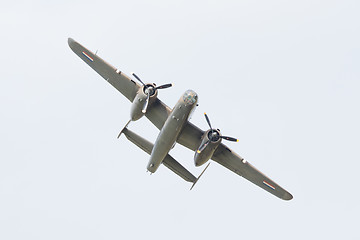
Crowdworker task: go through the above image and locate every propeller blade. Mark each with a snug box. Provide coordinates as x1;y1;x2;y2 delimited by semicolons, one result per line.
142;93;150;113
204;113;212;130
197;139;211;153
203;112;238;143
220;136;239;142
131;72;146;86
204;112;215;136
155;83;172;90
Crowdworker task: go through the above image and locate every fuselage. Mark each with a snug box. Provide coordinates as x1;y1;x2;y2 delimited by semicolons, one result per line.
147;90;198;173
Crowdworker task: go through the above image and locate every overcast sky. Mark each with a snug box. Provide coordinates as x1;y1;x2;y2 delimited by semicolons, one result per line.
1;1;359;239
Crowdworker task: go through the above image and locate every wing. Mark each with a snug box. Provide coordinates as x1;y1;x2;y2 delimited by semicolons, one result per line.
177;122;204;151
212;144;293;200
69;38;172;129
145;98;172;130
68;38;140;102
177;124;293;200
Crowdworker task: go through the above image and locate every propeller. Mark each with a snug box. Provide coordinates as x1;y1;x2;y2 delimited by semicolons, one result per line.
132;72;172;113
197;113;238;153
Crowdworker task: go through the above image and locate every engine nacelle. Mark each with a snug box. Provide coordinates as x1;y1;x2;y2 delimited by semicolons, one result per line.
130;84;158;121
194;129;222;166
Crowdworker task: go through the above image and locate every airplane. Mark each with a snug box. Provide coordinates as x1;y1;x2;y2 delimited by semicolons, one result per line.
68;38;293;200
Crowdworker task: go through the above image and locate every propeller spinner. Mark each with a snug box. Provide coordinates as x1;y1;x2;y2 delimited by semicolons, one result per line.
132;72;172;113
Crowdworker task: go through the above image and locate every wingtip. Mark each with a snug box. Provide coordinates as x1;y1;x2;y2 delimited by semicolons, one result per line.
282;192;293;201
68;37;77;49
68;37;74;45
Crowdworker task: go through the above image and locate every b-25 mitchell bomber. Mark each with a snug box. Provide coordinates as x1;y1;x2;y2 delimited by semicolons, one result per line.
68;38;293;200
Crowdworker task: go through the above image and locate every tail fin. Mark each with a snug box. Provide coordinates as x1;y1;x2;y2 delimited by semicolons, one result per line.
117;119;131;138
190;163;210;190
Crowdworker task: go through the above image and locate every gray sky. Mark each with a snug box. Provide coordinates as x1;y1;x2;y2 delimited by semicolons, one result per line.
1;0;359;239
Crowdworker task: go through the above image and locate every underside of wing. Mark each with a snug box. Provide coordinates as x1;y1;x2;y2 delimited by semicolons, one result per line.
69;38;172;129
177;122;204;151
145;99;172;130
68;38;140;102
212;144;293;200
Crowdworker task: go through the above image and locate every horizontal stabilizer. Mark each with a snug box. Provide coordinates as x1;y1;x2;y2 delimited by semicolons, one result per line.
121;128;197;183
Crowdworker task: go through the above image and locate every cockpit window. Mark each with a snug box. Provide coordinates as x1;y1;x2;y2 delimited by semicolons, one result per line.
183;90;198;105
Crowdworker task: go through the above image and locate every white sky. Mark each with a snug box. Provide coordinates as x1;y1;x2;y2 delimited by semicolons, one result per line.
1;0;359;239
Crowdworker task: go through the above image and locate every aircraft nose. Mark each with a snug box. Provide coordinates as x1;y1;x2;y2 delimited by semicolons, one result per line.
183;90;198;105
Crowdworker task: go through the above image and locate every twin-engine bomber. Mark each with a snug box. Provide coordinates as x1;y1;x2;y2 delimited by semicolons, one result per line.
68;38;293;200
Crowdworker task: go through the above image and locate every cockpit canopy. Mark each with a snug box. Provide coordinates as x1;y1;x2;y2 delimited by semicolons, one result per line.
183;90;198;105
